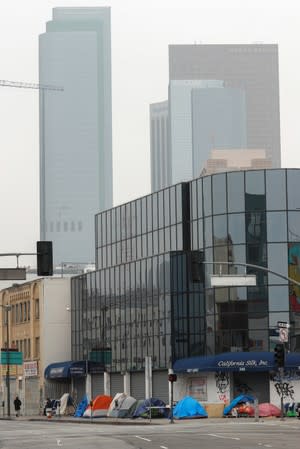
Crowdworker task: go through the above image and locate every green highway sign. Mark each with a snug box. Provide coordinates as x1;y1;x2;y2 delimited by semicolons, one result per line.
0;351;23;365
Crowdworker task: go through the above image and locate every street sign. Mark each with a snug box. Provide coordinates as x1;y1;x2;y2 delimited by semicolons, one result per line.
277;321;290;328
0;268;26;280
0;351;23;365
210;274;256;287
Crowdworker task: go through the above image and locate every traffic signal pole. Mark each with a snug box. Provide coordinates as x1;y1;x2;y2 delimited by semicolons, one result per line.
6;308;10;418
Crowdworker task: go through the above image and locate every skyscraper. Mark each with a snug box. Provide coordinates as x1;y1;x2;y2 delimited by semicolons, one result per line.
39;7;112;265
169;44;281;168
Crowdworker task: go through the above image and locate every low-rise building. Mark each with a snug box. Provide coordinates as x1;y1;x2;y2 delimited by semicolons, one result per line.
0;278;71;415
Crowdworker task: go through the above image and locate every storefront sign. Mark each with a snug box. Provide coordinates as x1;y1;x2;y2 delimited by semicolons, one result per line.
217;359;269;370
24;361;38;377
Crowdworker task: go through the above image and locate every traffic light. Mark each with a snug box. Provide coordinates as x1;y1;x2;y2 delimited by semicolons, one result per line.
168;373;177;383
37;241;53;276
274;343;285;368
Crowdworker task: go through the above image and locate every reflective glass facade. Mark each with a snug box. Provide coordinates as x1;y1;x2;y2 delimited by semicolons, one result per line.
71;169;300;373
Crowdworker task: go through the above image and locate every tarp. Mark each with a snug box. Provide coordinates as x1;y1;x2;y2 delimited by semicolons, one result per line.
173;396;208;419
223;395;255;415
83;395;112;418
59;393;75;415
258;403;281;417
74;395;89;417
173;352;300;373
132;398;168;418
107;393;136;418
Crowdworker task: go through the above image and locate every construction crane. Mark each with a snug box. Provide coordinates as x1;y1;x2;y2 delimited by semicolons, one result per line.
0;79;63;91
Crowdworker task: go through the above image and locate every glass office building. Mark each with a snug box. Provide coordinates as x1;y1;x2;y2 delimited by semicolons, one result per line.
71;169;300;402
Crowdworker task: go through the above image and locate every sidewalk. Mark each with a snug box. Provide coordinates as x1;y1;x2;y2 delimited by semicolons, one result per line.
0;414;291;425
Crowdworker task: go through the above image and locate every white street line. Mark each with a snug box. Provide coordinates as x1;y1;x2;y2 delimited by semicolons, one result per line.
207;433;240;440
264;445;272;448
135;435;152;442
160;446;168;449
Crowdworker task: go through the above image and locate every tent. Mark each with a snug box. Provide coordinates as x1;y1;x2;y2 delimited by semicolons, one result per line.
83;395;112;418
258;403;281;417
74;395;89;417
223;394;255;416
107;393;137;418
173;396;208;419
131;398;168;418
59;393;75;416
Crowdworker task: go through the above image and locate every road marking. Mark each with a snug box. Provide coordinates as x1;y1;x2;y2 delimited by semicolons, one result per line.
207;433;240;440
160;446;168;449
135;435;152;442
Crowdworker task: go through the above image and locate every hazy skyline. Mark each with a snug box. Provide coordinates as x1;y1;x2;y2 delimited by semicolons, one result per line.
1;0;300;269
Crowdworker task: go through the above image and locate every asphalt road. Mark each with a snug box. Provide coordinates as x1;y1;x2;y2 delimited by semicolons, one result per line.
0;418;300;449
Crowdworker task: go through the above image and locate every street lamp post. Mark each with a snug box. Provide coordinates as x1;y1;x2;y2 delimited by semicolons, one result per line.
1;304;11;418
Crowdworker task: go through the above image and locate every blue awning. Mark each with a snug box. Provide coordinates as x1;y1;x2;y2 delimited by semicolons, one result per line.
173;351;300;373
44;360;106;379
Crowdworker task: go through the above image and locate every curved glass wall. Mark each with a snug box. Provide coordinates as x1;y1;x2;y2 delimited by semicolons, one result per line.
72;169;300;373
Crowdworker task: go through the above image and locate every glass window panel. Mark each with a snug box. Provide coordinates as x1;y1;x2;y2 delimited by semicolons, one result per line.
203;176;212;216
177;224;183;249
111;208;116;243
192;221;198;250
228;214;245;244
267;212;287;242
170;187;176;225
165;227;170;252
176;185;182;223
212;173;226;215
164;189;170;226
131;202;136;237
288;212;300;241
268;285;289;311
141;197;147;234
227;171;244;213
158;190;164;228
171;226;177;251
287;169;300;209
204;217;212;248
159;229;165;253
229;245;246;273
197;178;203;219
213;215;227;246
152;193;158;230
267;243;288;285
266;170;286;210
191;180;198;220
245;170;265;195
197;219;204;249
106;210;111;243
147;195;152;232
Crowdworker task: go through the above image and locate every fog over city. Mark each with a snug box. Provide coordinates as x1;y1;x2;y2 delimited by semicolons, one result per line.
0;0;300;269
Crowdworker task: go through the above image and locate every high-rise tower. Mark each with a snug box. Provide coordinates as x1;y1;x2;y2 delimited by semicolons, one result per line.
169;44;281;168
39;7;112;265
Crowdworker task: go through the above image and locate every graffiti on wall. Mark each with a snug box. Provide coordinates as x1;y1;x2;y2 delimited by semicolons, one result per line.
215;372;230;402
274;382;295;401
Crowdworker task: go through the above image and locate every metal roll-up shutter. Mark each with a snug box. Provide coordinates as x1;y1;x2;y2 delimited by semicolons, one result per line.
152;370;168;404
91;374;104;397
45;380;71;401
110;373;124;397
130;372;145;400
25;377;40;415
73;378;86;403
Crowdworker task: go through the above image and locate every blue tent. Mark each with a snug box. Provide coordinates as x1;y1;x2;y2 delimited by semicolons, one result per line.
74;395;89;417
173;396;208;419
132;398;168;418
223;394;255;416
